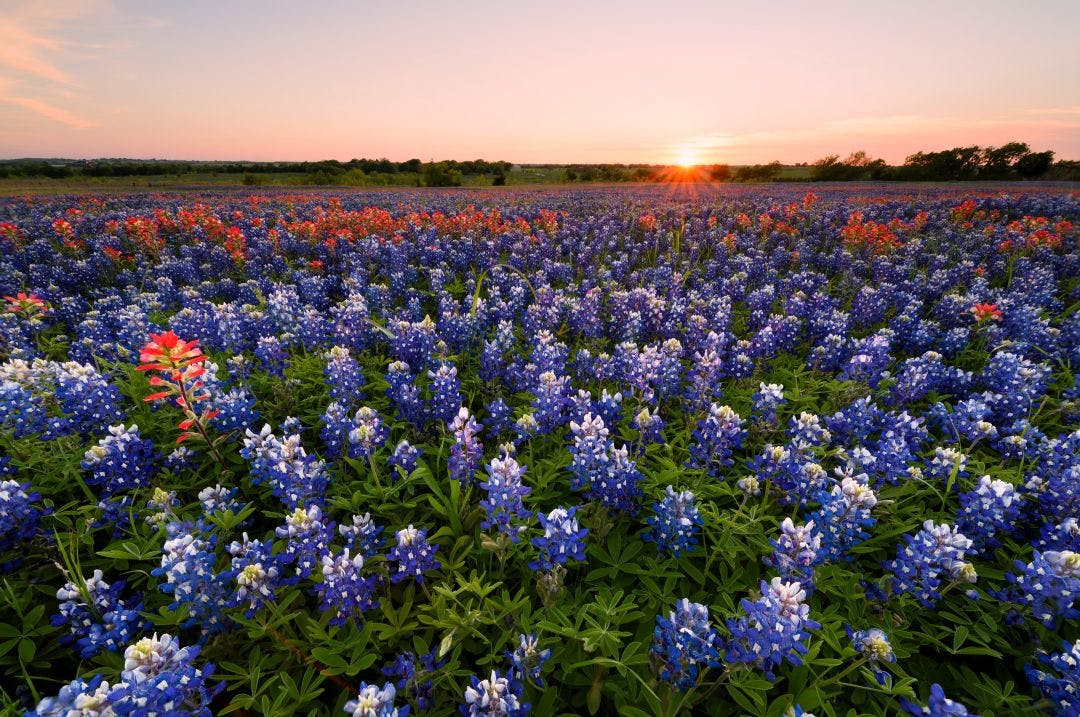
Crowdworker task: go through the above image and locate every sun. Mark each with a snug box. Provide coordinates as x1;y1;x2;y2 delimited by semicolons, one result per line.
673;148;700;168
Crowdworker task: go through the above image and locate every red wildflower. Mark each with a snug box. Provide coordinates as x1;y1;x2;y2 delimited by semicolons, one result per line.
971;303;1002;323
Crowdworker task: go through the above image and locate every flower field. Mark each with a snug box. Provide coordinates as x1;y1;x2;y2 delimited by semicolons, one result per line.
0;186;1077;716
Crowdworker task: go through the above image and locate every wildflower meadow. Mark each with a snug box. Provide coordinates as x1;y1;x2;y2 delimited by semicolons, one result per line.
0;185;1077;716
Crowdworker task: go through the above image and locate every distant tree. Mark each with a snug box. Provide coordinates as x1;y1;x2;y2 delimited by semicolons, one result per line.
422;162;462;187
708;164;731;182
1014;150;1054;179
734;161;782;182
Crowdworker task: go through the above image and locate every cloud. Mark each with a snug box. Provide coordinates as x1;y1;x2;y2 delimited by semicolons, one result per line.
0;94;97;128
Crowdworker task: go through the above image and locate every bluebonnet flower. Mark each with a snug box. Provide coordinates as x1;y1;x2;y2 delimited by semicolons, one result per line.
847;626;895;684
484;397;512;439
766;518;821;586
27;674;115;717
632;407;665;446
339;512;385;559
514;413;539;445
428;363;462;424
226;534;291;618
325;346;366;404
787;412;831;448
81;424;158;497
460;670;529;717
279;415;303;435
209;387;260;432
531;370;570;434
388;525;440;584
753;382;786;426
530;506;587;571
981;351;1050;425
568;413;611;492
0;379;52;438
650;599;721;690
509;632;551;686
344;681;406;717
594;389;623;429
386;361;424;427
736;475;762;496
198;483;242;515
348;406;389;461
725;578;820;680
899;683;976;716
924;446;967;482
1002;550;1079;628
955;475;1021;553
806;475;878;564
387;439;421;478
0;476;48;556
321;400;352;459
50;361;126;436
1026;640;1080;717
154;519;231;634
479;454;531;542
242;426;329;509
1035;518;1080;553
884;521;975;607
382;649;446;711
318;548;380;628
165;445;197;473
642;486;701;557
255;335;289;378
276;504;335;579
687;404;746;478
110;633;223;716
52;569;146;658
448;407;484;486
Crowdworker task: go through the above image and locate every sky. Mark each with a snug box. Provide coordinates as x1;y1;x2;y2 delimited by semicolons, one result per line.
1;0;1079;165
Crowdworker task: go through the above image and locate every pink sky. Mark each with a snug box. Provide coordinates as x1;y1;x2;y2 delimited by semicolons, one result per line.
1;0;1078;164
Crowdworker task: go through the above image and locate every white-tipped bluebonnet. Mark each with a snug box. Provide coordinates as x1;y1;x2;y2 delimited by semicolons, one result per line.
847;626;895;684
448;407;484;486
899;683;976;716
725;578;820;680
111;633;222;716
275;504;335;579
568;413;611;492
766;518;821;586
387;439;421;478
255;335;289;378
884;521;975;607
209;386;260;432
460;670;529;717
642;486;701;557
198;483;242;515
325;345;366;404
787;411;831;448
27;674;115;717
509;632;551;686
484;396;512;439
154;519;231;634
0;476;48;557
1026;640;1080;717
688;404;746;478
530;506;587;571
806;475;877;564
955;475;1021;553
1002;550;1079;628
388;525;440;585
344;680;406;717
339;513;385;559
428;362;462;424
81;424;158;497
479;454;531;542
531;370;570;434
382;649;445;711
632;407;665;447
242;426;329;509
52;569;146;658
318;548;380;629
924;446;967;482
349;406;389;461
650;599;721;690
753;382;786;426
226;533;292;618
386;361;424;427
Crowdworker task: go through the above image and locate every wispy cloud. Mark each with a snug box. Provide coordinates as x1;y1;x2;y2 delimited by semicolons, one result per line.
0;94;97;128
